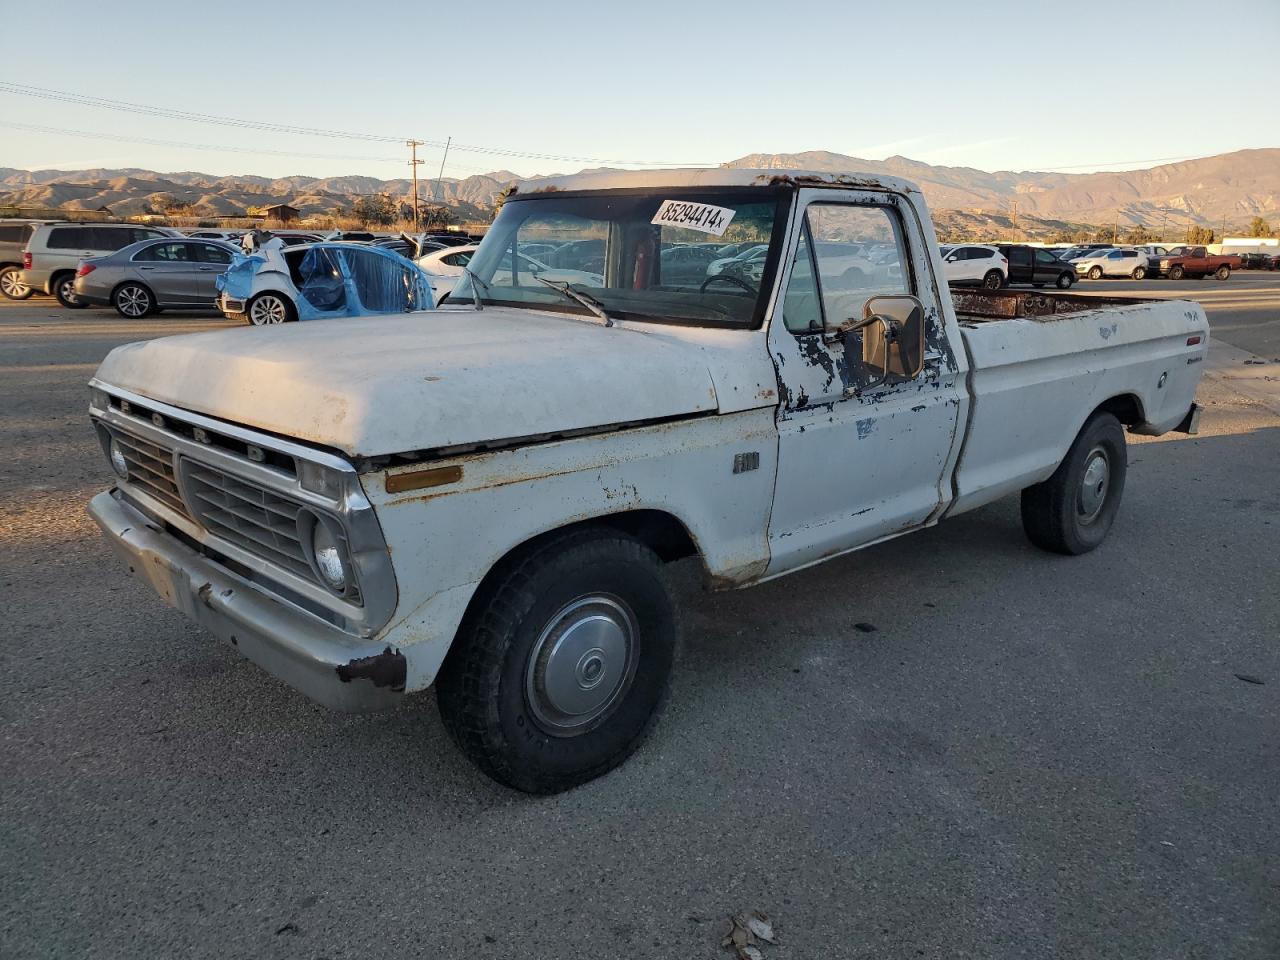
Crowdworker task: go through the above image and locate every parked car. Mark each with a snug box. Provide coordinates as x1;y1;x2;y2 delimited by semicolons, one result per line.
72;238;239;317
418;243;603;301
214;241;434;324
939;244;1008;288
1073;248;1149;280
1134;244;1170;259
22;222;181;307
660;243;724;285
1236;252;1272;270
186;229;245;243
998;244;1075;289
706;243;770;277
0;219;50;300
86;167;1209;793
1148;246;1240;280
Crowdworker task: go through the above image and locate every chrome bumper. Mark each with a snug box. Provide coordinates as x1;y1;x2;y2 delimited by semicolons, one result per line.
88;489;405;711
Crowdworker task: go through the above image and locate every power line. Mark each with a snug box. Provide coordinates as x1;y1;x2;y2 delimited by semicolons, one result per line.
0;80;716;167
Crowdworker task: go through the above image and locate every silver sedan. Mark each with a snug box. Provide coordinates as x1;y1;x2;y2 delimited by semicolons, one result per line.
73;238;239;317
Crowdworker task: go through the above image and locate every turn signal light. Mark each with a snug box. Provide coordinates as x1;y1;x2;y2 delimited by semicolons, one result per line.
76;263;96;277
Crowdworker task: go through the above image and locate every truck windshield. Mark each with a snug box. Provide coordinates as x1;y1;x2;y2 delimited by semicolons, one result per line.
451;188;788;327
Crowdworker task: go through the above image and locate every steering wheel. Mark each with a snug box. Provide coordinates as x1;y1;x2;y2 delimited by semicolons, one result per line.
700;273;758;296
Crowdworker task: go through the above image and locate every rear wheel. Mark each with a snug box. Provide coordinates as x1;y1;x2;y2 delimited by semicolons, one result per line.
1087;266;1104;280
1169;264;1185;280
982;270;1003;290
436;528;677;793
112;282;154;318
0;265;32;300
247;292;294;325
1131;266;1146;280
53;273;86;309
1021;412;1127;555
1215;265;1231;281
1056;272;1075;289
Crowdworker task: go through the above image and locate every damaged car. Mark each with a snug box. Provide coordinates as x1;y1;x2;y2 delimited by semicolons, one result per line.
215;240;434;324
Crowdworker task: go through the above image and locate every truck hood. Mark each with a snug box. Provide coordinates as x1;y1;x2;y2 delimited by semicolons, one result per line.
93;307;724;458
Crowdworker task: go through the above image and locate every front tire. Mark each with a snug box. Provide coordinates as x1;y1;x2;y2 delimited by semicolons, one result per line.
0;265;32;300
1169;265;1185;280
1056;272;1075;289
1021;412;1127;555
246;292;294;325
436;529;676;794
1131;266;1146;280
1088;266;1104;280
112;282;154;318
53;273;86;309
982;270;1003;290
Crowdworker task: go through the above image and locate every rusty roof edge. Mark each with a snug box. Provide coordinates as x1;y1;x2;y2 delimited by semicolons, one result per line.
510;167;922;197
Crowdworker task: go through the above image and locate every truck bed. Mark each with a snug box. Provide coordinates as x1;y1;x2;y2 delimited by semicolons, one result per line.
950;288;1155;323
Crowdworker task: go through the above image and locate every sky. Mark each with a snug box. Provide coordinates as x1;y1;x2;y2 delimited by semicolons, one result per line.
1;0;1276;182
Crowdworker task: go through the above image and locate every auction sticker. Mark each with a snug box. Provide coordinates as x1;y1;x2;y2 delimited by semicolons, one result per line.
651;200;736;236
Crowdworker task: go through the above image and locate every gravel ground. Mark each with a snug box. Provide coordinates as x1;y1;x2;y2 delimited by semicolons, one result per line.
1;297;1277;959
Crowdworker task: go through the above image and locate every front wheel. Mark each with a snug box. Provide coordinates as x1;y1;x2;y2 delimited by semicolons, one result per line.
1215;265;1231;281
1131;266;1146;280
246;292;294;325
436;529;676;793
1021;412;1127;555
1056;272;1075;289
1169;265;1185;280
53;273;86;309
982;270;1003;290
1088;266;1104;280
0;265;32;300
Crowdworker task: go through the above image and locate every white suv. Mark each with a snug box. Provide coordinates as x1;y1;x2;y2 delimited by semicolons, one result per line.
939;244;1008;288
22;222;179;308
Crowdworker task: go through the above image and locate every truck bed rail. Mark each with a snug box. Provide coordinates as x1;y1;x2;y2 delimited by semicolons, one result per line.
951;288;1154;322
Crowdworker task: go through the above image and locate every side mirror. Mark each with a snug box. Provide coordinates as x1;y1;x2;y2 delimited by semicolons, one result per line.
832;294;926;392
944;254;957;262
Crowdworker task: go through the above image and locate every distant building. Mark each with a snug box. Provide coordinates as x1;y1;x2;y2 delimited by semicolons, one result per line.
261;203;300;224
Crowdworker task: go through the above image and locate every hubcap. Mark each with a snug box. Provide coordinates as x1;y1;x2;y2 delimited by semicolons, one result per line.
250;297;286;324
61;279;77;303
1078;447;1110;523
525;595;639;737
1;270;26;296
118;287;149;316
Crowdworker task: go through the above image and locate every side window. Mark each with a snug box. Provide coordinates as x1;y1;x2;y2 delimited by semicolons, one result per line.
46;227;88;249
442;251;472;268
135;242;193;262
1035;250;1056;265
804;203;910;325
781;224;822;334
1108;251;1123;260
1122;251;1137;259
1010;248;1033;266
197;243;233;264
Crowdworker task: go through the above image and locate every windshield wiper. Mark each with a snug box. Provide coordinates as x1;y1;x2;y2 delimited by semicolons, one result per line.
461;267;488;311
534;276;616;327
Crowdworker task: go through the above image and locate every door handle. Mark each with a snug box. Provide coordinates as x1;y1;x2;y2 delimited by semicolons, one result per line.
198;266;215;271
139;266;154;270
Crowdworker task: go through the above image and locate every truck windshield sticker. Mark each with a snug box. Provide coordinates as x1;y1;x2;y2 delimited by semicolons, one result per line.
651;200;736;236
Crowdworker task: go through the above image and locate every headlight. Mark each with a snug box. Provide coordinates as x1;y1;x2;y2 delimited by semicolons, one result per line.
108;438;129;479
302;510;352;594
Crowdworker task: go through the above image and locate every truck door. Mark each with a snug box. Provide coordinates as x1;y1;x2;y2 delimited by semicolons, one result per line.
765;188;965;574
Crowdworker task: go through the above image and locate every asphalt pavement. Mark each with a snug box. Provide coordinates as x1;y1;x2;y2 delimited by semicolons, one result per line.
1;288;1277;960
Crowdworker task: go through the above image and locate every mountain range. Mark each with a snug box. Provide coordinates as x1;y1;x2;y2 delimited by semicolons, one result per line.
1;148;1275;232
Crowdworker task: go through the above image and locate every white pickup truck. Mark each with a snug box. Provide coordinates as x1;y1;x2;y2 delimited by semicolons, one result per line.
87;169;1207;793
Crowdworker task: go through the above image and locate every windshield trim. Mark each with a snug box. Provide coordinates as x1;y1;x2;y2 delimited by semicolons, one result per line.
468;185;794;330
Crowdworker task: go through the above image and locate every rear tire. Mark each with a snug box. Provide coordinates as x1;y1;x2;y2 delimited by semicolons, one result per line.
1215;265;1231;281
53;273;86;309
246;292;295;325
436;528;676;794
1088;266;1104;280
1021;412;1127;556
112;282;154;318
1056;272;1075;289
0;265;32;300
982;270;1003;290
1169;265;1185;280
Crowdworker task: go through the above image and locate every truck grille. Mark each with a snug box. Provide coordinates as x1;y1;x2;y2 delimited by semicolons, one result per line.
108;428;190;519
181;461;314;580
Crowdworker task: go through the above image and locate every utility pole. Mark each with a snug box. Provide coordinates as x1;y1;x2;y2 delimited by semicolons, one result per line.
433;136;452;208
407;139;424;231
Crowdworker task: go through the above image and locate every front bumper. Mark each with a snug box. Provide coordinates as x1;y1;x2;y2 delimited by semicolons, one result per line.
88;489;405;712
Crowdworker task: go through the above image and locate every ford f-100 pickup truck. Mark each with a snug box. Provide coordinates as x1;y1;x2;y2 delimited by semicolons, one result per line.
86;169;1208;793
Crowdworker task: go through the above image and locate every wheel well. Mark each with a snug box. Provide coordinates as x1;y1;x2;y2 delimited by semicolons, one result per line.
112;279;153;298
1095;393;1144;426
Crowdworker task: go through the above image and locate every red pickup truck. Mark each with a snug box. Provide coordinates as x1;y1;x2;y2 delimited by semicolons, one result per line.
1149;246;1240;280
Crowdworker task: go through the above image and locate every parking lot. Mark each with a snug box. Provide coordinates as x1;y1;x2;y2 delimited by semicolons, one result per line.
2;279;1278;958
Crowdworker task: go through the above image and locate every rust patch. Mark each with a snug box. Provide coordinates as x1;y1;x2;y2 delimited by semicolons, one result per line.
336;646;406;691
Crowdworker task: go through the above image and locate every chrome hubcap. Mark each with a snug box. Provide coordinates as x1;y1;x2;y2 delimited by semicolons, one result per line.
61;280;76;302
118;287;149;316
1078;448;1110;522
250;297;286;324
525;595;639;737
1;270;26;296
